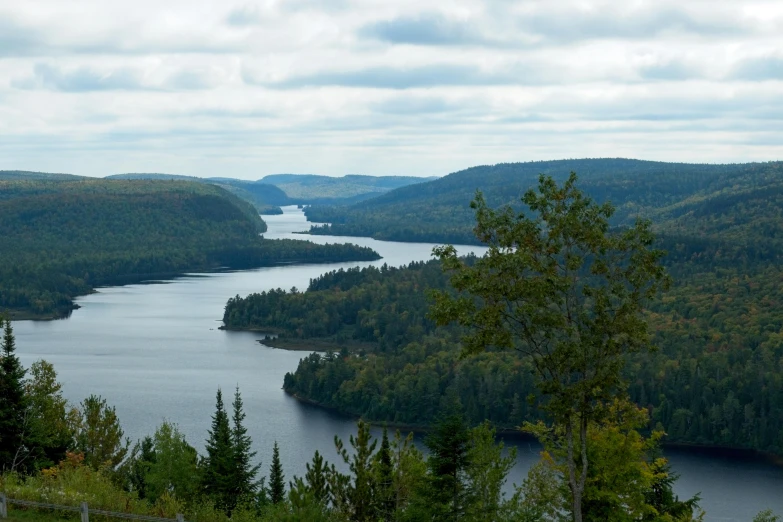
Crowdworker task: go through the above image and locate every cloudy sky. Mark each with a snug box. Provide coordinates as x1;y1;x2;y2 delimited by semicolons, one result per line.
1;0;781;179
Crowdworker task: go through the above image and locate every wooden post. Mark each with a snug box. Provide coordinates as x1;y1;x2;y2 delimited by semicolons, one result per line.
0;492;7;518
80;501;89;522
176;514;185;522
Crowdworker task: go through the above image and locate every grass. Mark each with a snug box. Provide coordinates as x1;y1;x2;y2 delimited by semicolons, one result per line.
7;507;78;520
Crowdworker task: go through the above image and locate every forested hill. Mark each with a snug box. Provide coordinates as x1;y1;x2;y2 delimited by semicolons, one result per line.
107;173;290;215
305;159;783;245
224;246;783;455
261;173;435;205
0;170;87;181
0;179;379;319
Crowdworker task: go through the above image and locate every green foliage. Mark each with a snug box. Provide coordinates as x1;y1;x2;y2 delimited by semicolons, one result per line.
305;159;783;245
0;318;27;472
268;442;285;505
0;178;379;318
231;388;260;503
20;360;75;472
144;422;201;504
73;395;129;471
202;389;236;513
754;510;782;522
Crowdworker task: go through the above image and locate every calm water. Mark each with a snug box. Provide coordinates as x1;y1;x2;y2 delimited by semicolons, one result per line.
13;206;783;520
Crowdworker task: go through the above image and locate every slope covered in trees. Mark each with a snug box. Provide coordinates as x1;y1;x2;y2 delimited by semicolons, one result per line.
261;173;435;205
0;179;379;319
107;173;291;214
305;159;783;244
224;169;783;457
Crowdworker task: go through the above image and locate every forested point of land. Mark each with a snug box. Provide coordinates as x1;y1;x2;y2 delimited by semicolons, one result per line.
305;159;783;245
225;163;783;457
107;173;290;215
0;178;379;319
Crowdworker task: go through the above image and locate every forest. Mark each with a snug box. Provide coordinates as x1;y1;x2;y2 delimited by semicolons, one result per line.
0;178;379;319
224;167;783;458
305;159;783;245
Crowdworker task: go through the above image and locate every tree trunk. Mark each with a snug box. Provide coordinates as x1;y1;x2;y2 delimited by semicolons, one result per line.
565;419;583;522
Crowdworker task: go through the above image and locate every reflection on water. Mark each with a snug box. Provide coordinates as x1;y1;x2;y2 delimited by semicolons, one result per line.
13;206;783;520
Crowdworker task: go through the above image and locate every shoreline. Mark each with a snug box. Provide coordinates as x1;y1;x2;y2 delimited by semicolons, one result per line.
285;392;783;466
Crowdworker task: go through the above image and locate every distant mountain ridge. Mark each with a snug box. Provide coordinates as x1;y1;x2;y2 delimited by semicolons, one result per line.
261;173;436;204
304;158;783;245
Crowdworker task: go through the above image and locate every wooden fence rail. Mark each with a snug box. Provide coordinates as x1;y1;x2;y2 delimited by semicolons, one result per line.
0;493;185;521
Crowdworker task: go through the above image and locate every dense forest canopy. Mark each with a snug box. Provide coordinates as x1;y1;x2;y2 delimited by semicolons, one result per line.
0;178;379;319
305;159;783;245
225;164;783;457
107;173;291;215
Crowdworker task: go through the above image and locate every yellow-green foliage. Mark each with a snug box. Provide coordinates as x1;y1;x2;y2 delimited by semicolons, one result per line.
0;454;286;522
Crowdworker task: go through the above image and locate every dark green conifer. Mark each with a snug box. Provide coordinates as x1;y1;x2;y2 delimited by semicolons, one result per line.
375;428;395;521
0;318;27;471
420;414;471;521
269;441;286;504
231;386;259;502
202;389;234;513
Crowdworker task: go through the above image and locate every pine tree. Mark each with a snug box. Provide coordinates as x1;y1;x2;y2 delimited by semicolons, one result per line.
0;318;27;471
335;420;378;521
202;389;234;513
305;450;330;504
231;386;259;503
269;441;286;504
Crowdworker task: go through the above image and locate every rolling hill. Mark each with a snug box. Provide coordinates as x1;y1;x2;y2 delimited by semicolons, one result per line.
261;173;435;204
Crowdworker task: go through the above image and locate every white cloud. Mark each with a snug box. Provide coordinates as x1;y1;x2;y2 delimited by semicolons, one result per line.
0;0;781;178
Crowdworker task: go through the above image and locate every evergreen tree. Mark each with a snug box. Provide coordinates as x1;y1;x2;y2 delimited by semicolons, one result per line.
202;388;234;513
269;440;286;504
0;318;28;472
305;449;330;504
335;420;378;521
415;414;471;521
231;386;259;502
374;428;395;521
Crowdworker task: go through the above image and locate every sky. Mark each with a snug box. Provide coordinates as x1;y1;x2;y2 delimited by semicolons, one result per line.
0;0;781;179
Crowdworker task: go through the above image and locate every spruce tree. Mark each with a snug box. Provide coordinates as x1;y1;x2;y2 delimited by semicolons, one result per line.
269;441;286;504
375;428;395;521
231;386;259;502
0;318;27;471
202;389;234;513
420;414;471;521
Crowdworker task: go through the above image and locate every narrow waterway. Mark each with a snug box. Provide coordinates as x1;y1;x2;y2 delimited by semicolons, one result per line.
13;206;783;520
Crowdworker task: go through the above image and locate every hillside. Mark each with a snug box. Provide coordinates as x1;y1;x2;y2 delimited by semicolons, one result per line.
0;179;379;319
0;170;87;181
225;163;783;455
305;159;783;245
107;173;290;214
261;173;434;204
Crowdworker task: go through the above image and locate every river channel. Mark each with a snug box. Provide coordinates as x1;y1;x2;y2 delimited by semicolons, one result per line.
13;206;783;520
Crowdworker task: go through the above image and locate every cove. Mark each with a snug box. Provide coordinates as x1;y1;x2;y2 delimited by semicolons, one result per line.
13;206;783;521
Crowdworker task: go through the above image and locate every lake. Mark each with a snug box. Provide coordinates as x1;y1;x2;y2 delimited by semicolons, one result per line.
13;206;783;520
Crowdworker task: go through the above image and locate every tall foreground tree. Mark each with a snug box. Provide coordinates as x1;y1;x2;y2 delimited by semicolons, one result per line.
202;387;259;513
202;389;234;512
431;173;669;522
0;317;27;471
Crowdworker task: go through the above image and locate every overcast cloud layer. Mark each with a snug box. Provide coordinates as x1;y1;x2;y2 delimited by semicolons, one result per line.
0;0;781;178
